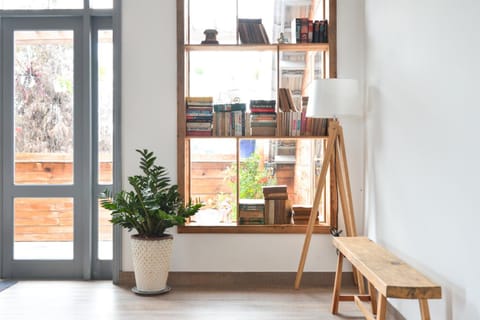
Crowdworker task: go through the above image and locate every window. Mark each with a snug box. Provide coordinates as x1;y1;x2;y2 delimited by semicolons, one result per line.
177;0;337;233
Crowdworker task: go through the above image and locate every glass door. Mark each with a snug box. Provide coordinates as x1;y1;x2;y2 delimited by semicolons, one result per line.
1;17;105;278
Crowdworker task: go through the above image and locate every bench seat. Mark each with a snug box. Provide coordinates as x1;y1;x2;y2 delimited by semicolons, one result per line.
331;237;441;320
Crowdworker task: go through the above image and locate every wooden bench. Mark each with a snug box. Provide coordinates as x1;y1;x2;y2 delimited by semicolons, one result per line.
331;237;441;320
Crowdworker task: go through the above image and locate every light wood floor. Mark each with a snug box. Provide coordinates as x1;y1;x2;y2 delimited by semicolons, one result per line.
0;281;364;319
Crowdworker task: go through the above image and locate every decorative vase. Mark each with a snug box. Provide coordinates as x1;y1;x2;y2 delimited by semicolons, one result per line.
130;234;173;295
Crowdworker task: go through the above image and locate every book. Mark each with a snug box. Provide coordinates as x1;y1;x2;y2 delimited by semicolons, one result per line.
239;198;265;211
263;192;288;200
264;199;275;224
238;18;270;44
291;18;301;44
313;20;321;43
291;205;319;225
251;126;276;136
274;199;287;224
262;185;288;195
319;20;328;43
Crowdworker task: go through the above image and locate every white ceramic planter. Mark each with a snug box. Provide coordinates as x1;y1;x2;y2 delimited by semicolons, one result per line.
130;234;173;295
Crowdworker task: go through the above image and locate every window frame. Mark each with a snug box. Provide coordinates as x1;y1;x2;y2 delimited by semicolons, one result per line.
176;0;338;234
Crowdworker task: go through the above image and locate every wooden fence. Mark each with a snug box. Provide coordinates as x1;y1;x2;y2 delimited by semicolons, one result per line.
14;153;112;242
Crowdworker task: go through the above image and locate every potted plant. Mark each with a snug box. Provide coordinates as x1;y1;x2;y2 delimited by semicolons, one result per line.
100;149;201;295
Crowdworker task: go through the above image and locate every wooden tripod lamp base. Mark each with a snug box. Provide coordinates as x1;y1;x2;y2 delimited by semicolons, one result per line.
294;119;363;292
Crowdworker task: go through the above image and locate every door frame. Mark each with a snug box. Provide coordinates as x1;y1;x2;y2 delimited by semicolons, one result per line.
0;5;122;280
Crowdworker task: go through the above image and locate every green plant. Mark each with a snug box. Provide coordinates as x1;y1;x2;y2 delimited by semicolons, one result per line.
225;152;276;199
100;149;202;238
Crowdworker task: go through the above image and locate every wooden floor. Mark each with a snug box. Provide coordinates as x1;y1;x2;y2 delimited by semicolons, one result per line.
0;281;364;319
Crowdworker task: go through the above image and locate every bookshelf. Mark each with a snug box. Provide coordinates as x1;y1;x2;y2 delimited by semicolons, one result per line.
177;0;338;233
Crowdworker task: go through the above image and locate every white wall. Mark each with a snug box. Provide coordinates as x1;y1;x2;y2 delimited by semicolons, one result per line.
121;0;365;273
364;0;480;319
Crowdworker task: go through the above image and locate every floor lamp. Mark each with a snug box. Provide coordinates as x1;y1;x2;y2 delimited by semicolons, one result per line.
294;79;364;291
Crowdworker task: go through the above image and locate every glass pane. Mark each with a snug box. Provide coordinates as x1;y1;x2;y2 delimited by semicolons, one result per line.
14;198;74;260
239;138;325;225
14;30;74;185
189;138;237;226
98;200;113;260
1;0;82;9
189;51;277;104
90;0;113;9
188;0;237;45
97;30;114;185
280;51;323;109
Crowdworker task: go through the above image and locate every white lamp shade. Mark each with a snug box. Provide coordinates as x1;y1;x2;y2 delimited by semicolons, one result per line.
306;79;361;118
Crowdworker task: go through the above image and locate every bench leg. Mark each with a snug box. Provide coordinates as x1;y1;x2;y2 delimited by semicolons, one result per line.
330;253;344;314
354;267;366;294
376;294;387;320
419;299;431;320
367;281;377;315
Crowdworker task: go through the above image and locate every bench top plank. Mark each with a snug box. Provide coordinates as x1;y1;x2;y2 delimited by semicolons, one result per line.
332;237;441;299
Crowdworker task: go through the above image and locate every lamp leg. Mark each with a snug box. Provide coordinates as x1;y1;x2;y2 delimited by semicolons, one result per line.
295;124;339;289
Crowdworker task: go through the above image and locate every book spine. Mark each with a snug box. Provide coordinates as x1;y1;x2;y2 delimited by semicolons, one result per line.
300;18;309;43
308;20;313;43
313;20;321;43
319;20;328;43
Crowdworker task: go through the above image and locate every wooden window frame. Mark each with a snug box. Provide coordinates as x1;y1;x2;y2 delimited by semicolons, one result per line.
176;0;337;234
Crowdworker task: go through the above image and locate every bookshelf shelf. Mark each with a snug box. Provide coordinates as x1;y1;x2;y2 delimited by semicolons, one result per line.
178;224;331;234
185;43;330;52
185;135;328;140
177;0;337;234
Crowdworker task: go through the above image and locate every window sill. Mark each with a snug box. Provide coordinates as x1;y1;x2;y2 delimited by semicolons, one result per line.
177;224;331;234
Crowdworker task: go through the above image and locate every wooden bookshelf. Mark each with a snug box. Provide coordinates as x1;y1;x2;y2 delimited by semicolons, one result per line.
177;0;337;234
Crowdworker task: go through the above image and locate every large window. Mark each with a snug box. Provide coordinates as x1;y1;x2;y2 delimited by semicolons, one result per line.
178;0;337;233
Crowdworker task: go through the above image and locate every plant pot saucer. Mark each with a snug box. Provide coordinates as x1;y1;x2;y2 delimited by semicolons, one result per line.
131;285;172;295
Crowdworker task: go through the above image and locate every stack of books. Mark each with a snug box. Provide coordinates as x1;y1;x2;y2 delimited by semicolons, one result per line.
238;18;270;44
304;117;329;136
291;205;318;225
262;185;289;224
238;199;265;225
291;18;328;44
249;100;276;136
185;97;213;136
213;103;246;136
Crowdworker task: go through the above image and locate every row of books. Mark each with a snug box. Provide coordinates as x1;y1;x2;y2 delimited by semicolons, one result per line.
186;97;329;137
213;103;246;136
238;18;270;44
291;18;328;44
238;202;320;225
